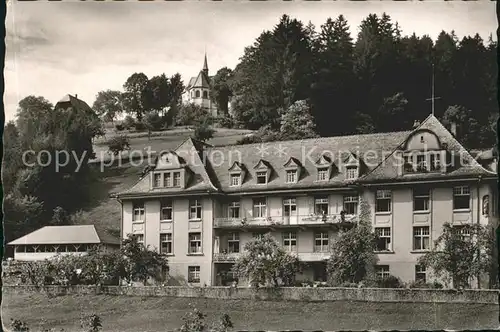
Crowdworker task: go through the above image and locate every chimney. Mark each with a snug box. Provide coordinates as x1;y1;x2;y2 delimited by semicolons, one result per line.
413;120;420;129
75;94;78;99
450;122;457;136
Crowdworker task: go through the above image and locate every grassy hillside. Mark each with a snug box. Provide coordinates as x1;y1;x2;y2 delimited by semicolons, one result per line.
77;128;252;233
3;293;497;331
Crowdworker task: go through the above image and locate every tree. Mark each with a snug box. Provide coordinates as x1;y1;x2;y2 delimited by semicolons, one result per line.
279;100;319;140
377;92;410;132
193;120;215;142
92;90;123;123
142;111;165;140
107;135;131;155
15;95;54;149
230;15;314;130
51;206;68;225
176;103;209;126
441;105;489;148
326;199;378;285
232;233;302;287
418;223;494;289
121;234;168;285
3;121;23;193
122;73;150;121
310;15;356;136
210;67;233;116
144;74;172;115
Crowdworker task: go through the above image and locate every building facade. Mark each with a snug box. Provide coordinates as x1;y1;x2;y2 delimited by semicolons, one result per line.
181;54;218;117
116;115;498;287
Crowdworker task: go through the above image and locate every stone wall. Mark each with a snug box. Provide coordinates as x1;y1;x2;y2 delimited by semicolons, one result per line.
3;285;499;304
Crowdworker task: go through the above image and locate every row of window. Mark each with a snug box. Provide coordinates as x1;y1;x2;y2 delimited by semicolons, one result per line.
153;171;182;189
375;225;470;252
140;224;472;257
375;186;471;213
403;152;444;174
230;166;359;187
219;231;330;253
133;185;471;222
376;264;427;283
132;199;202;222
191;89;209;99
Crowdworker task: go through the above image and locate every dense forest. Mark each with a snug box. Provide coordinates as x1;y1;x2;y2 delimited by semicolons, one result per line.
210;13;498;148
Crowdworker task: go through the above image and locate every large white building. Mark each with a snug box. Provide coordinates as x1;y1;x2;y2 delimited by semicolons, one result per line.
115;115;498;287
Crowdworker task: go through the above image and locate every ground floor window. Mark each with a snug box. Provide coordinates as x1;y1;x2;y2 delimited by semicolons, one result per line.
188;266;201;283
415;265;426;283
375;265;390;279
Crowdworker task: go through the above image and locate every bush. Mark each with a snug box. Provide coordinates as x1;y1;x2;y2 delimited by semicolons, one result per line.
339;282;359;288
123;115;136;130
115;124;125;131
408;280;444;289
81;313;102;332
107;135;130;155
133;121;146;131
10;319;30;332
376;275;405;288
216;115;235;129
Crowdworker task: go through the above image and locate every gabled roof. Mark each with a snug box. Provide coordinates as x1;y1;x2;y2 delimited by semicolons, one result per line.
228;161;246;172
8;225;120;246
191;71;210;89
55;94;94;115
359;114;495;183
116;137;218;198
283;157;302;168
254;159;272;170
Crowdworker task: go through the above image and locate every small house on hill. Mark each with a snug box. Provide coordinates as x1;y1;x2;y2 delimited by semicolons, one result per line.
7;225;120;261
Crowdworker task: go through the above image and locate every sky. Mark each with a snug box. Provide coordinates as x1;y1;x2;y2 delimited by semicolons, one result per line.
4;1;497;122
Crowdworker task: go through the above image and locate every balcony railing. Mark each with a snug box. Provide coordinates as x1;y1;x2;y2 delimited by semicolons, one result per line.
214;214;357;228
213;252;241;262
213;251;330;263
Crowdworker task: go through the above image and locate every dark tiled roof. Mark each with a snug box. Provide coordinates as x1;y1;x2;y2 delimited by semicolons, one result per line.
359;115;495;183
117;138;218;197
116;115;496;199
55;94;94;115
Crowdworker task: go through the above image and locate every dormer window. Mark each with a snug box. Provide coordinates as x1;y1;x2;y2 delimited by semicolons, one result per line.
317;167;329;181
230;173;241;186
403;151;445;174
173;172;181;187
256;171;267;184
286;170;297;183
346;166;358;180
164;173;171;187
153;173;162;187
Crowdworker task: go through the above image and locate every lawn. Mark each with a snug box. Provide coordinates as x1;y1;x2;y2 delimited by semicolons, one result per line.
2;293;498;331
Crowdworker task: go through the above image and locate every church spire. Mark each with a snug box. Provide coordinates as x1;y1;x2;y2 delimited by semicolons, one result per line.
202;51;208;76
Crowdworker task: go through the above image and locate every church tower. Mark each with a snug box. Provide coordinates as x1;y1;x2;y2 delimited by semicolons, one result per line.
202;53;209;77
181;53;218;117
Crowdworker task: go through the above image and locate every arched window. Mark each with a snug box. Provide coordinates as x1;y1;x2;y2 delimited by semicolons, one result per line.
203;91;208;99
195;90;201;98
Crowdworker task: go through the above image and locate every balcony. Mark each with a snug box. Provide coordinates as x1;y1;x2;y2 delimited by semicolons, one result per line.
293;252;331;262
213;251;330;263
213;252;241;263
213;214;357;229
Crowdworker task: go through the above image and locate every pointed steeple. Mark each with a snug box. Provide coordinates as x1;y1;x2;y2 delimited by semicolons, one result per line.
202;52;208;76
